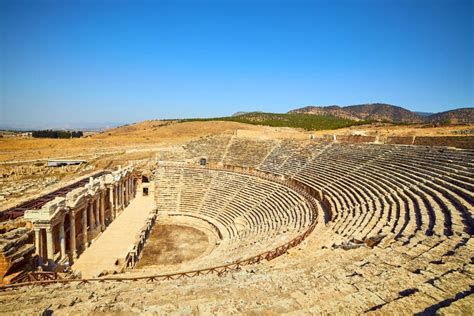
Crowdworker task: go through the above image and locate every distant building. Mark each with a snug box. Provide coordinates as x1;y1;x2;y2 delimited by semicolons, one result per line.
47;159;87;167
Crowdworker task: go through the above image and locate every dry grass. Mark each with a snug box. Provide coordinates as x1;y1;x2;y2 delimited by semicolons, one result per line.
0;121;260;161
1;120;471;161
311;123;474;137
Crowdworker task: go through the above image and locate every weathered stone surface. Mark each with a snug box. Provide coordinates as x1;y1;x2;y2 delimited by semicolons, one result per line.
364;234;386;248
0;137;473;314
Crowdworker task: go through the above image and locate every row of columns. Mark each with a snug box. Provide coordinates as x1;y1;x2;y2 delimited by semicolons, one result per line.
34;176;137;264
109;176;135;218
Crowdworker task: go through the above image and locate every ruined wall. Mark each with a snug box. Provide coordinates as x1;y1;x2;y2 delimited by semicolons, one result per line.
0;162;86;209
0;220;34;281
386;136;415;145
336;135;377;143
413;136;474;149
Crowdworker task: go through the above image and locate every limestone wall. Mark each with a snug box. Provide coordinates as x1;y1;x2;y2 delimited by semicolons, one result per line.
0;220;34;281
386;136;414;145
413;136;474;149
335;135;377;143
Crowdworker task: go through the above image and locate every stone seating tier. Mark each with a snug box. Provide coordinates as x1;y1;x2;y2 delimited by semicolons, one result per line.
152;166;316;269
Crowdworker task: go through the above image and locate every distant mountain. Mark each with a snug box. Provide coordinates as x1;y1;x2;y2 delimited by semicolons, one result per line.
427;108;474;124
288;106;360;121
415;111;434;117
232;112;249;117
289;104;474;124
290;103;422;123
343;103;424;123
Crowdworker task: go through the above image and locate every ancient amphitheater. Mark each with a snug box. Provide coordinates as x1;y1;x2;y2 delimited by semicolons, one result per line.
0;133;473;314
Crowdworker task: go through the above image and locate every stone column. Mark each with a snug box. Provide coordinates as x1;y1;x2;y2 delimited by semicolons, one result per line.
100;192;106;230
114;186;118;212
59;219;66;260
70;212;77;259
118;184;122;209
124;180;128;206
109;186;115;219
89;200;95;229
82;207;88;248
114;186;118;213
95;197;100;229
125;178;130;205
46;227;54;260
116;183;122;209
127;179;130;203
34;228;41;256
122;181;126;208
120;184;123;209
132;178;135;197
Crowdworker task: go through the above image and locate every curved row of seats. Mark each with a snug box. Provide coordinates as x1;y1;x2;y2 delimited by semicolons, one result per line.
254;141;474;312
182;137;473;311
153;137;473;312
151;166;316;270
257;144;472;236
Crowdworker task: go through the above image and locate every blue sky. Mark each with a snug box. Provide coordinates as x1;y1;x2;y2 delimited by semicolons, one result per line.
1;0;472;125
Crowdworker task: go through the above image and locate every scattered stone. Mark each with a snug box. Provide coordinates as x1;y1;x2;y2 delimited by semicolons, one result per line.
364;234;387;248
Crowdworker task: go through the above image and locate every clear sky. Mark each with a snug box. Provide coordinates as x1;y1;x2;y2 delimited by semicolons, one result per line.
1;0;473;126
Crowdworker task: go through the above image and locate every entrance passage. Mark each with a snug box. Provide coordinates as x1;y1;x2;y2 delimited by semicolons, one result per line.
71;194;155;278
136;224;209;268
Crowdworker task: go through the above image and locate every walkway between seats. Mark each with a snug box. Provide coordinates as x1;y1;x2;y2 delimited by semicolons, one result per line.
72;194;155;278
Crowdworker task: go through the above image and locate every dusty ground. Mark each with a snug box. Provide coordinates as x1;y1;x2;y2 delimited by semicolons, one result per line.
2;120;470;210
311;122;474;138
136;224;209;268
0;121;301;161
0;121;473;314
1;227;471;315
2;121;471;162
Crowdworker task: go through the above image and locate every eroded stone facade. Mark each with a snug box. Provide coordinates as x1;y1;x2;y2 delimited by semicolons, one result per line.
24;166;138;269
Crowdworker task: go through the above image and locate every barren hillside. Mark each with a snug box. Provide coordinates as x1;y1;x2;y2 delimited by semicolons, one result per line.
2;120;473;162
290;104;474;124
290;103;423;123
428;108;474;124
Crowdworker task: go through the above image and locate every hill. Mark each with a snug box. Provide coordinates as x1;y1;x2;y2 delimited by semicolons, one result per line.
290;103;474;124
287;106;360;121
427;108;474;124
343;103;424;123
290;103;423;123
231;112;249;117
181;112;368;131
